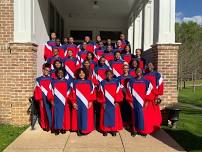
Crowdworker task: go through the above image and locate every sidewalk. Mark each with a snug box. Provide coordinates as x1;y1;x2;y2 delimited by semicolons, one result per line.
4;124;185;152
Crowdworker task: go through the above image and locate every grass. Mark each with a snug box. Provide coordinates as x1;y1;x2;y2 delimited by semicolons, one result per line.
163;86;202;152
179;86;202;107
0;124;27;151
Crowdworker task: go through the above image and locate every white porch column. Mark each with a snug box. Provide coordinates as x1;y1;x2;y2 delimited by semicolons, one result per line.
153;0;175;44
142;0;154;50
128;23;134;53
134;11;143;51
14;0;33;42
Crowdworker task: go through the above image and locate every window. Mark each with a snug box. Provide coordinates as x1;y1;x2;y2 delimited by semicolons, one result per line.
70;30;93;41
100;31;122;41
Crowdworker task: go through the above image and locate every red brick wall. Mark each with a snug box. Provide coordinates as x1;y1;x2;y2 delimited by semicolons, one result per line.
0;1;37;125
143;44;180;108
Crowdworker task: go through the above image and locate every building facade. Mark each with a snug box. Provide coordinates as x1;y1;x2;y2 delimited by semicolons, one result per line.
0;0;179;125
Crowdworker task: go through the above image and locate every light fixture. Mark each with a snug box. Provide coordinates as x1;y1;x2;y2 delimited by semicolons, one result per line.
93;1;100;9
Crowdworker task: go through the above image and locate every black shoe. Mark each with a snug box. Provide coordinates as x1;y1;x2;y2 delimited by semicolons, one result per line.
77;131;82;136
60;130;66;134
55;130;60;135
138;132;147;137
131;132;137;137
112;132;117;136
103;132;108;136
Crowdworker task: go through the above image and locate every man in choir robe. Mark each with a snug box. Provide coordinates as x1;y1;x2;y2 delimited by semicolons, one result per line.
94;57;110;86
65;37;78;58
120;33;130;49
70;68;96;135
47;47;63;70
104;45;114;65
64;50;80;80
55;38;65;59
44;32;56;61
109;51;124;77
51;68;72;134
77;42;89;64
144;62;164;132
98;70;123;136
126;68;155;136
114;40;124;53
84;36;95;53
61;37;69;51
134;48;146;71
118;64;133;128
121;45;134;65
34;63;53;131
129;59;138;78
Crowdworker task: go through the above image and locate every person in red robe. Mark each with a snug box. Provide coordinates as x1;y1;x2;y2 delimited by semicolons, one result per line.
103;45;114;65
34;63;53;131
134;49;146;71
70;68;96;135
63;50;80;80
121;45;134;64
64;37;78;58
144;62;164;132
47;47;63;70
86;52;97;70
51;68;72;135
120;33;130;49
44;32;56;61
126;68;155;136
50;59;63;79
77;42;89;64
129;59;138;78
97;70;123;136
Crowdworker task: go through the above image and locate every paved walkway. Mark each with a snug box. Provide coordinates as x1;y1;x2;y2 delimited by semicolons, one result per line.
4;124;185;152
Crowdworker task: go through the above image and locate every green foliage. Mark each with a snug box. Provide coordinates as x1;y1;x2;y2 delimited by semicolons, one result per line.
176;22;202;81
0;125;27;151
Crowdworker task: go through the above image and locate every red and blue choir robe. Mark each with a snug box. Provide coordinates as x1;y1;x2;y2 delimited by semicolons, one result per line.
65;44;78;58
118;74;133;127
44;40;56;61
52;78;72;130
126;77;155;134
77;50;89;64
50;69;57;79
47;56;63;70
121;53;132;65
121;40;130;49
109;59;124;77
70;79;96;134
97;79;123;132
129;68;137;78
88;60;97;71
34;76;53;130
113;47;124;54
104;52;114;63
64;57;80;80
94;49;104;61
86;42;96;53
134;57;146;71
56;46;65;59
94;65;110;86
144;71;164;131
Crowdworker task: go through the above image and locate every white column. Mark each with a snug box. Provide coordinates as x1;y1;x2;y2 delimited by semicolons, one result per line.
153;0;175;44
142;0;154;50
14;0;33;42
134;11;143;52
128;23;134;53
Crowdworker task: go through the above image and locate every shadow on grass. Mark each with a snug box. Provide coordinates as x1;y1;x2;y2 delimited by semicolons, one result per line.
162;129;202;152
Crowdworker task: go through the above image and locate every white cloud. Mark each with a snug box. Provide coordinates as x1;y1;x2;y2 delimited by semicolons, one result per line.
175;12;202;25
183;16;202;25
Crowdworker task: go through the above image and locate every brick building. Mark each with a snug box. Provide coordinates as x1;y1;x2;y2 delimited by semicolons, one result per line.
0;0;179;125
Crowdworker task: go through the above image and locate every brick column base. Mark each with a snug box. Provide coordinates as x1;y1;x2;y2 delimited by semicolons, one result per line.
0;43;37;125
143;44;180;108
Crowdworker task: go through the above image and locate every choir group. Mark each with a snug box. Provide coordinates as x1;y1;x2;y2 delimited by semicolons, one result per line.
34;32;164;137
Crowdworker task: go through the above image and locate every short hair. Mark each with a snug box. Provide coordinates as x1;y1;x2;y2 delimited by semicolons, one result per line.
75;68;89;80
136;48;143;53
87;52;95;60
98;56;105;66
114;51;121;56
42;63;51;69
105;70;113;75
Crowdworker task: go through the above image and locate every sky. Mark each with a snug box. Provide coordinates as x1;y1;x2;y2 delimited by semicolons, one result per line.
176;0;202;25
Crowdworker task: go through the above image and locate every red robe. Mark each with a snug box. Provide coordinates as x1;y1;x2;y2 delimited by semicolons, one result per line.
70;79;96;134
144;71;164;132
126;77;155;134
97;79;123;132
52;79;71;130
64;57;80;80
47;56;63;70
44;41;56;61
65;44;78;58
34;76;53;130
109;59;124;77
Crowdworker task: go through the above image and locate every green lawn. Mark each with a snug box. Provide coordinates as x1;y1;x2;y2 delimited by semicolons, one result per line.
179;86;202;107
0;124;27;151
164;86;202;152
